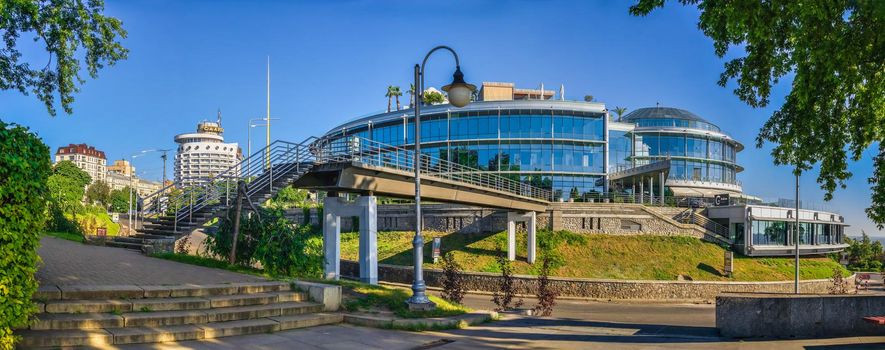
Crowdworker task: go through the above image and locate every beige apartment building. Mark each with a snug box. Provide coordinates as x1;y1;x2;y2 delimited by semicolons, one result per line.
54;143;107;183
107;159;136;177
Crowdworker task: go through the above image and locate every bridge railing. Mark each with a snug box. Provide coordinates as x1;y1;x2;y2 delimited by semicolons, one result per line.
137;137;317;232
312;136;552;203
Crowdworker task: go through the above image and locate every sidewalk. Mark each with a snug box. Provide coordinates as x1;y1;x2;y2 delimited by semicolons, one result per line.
37;236;264;286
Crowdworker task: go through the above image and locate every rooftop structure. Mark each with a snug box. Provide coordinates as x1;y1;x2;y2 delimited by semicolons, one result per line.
54;143;107;184
173;117;241;187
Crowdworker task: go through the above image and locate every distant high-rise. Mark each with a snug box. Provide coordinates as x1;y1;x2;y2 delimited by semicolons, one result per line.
173;118;241;187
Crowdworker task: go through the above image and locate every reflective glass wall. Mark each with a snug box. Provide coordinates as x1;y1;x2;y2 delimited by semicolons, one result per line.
325;107;607;201
631;132;739;185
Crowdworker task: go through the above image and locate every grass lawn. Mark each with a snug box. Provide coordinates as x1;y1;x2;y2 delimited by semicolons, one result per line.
340;230;848;282
43;231;85;243
150;252;272;278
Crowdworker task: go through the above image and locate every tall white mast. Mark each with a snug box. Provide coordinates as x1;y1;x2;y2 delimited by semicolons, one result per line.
265;56;271;168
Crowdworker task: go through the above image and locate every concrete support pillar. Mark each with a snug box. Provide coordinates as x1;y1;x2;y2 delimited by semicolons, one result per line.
648;175;654;205
639;177;644;204
507;211;538;264
659;171;666;205
322;195;378;284
631;182;636;203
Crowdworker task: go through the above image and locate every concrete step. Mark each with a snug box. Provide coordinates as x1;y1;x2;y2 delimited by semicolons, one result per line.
17;314;342;348
31;301;322;330
104;241;143;251
41;291;308;313
112;236;145;244
39;281;291;301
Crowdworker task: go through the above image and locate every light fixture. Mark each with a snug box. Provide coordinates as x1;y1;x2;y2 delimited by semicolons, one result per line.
441;66;476;108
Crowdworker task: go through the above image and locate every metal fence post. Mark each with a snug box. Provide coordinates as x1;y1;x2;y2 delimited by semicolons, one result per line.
189;191;193;224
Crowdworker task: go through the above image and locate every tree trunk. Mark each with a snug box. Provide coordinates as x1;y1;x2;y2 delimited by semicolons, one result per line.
387;96;391;113
396;96;401;110
229;181;245;264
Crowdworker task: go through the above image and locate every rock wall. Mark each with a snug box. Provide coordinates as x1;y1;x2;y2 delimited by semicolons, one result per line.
340;261;850;301
286;203;704;239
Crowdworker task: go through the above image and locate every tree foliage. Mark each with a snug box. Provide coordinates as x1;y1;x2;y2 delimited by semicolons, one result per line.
440;252;466;304
47;160;90;215
423;89;446;105
85;180;110;208
264;186;310;210
0;121;51;349
0;0;128;116
491;246;523;312
630;1;885;227
844;232;884;271
108;186;132;213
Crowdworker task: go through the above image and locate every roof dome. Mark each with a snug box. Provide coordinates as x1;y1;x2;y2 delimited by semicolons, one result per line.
620;107;711;124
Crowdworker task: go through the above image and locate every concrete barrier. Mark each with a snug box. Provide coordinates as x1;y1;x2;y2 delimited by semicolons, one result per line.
717;293;885;338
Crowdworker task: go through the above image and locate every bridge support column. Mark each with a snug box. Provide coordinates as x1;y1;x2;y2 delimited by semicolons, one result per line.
507;211;537;264
322;195;378;284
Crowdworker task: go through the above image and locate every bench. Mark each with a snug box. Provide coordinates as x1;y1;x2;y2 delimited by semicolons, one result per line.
863;316;885;325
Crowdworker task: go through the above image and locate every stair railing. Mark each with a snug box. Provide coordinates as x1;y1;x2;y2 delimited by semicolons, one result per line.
137;136;317;233
311;136;552;203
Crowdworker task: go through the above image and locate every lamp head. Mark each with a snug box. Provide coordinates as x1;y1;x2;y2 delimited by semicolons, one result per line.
441;66;476;108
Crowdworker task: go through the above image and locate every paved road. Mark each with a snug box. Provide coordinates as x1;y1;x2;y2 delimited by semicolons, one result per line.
37;236;264;285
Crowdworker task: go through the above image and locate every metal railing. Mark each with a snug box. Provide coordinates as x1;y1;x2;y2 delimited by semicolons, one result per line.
312;136;553;202
674;208;731;239
137;137;318;232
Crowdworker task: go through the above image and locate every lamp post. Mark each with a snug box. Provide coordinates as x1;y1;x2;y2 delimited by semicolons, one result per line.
128;150;156;234
247;118;278;172
407;46;476;310
794;170;800;294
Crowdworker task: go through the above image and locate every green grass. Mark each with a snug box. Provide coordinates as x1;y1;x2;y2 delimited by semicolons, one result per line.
150;252;273;278
333;279;470;319
340;231;848;281
43;231;85;243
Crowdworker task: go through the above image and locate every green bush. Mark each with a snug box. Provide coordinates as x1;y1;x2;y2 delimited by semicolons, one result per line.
206;207;323;278
0;120;52;349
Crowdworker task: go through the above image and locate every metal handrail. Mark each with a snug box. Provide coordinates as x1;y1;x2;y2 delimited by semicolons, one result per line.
138;136;318;231
312;136;553;202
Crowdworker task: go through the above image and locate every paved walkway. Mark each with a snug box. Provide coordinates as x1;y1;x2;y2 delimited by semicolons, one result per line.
37;236;264;285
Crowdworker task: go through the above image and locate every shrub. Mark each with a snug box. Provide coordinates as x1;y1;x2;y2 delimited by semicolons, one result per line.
206;207;323;278
0;120;52;349
828;268;850;295
533;254;560;316
440;252;466;304
491;246;523;312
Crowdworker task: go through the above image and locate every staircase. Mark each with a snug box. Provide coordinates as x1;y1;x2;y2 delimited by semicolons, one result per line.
17;281;342;348
107;138;318;251
672;208;732;245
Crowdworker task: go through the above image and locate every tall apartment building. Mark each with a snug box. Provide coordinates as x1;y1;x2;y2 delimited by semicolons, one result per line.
173;118;241;187
54;143;107;183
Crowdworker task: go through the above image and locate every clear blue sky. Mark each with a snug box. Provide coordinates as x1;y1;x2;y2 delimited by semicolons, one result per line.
1;1;881;236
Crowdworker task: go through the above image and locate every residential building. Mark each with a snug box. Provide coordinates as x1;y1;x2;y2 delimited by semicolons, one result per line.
54;143;107;183
174;118;241;187
107;159;136;177
106;172;162;200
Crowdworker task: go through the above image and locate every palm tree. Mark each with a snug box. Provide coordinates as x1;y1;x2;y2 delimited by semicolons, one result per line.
612;106;628;121
385;86;395;112
391;86;402;110
584;95;594;102
407;83;416;109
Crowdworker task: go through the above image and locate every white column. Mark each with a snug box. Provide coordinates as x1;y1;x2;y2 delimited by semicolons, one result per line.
323;197;342;281
357;196;378;285
527;211;537;264
507;219;516;261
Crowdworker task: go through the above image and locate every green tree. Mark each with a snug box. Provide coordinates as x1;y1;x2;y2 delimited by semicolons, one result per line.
407;83;416;108
583;95;594;102
1;0;128;116
385;85;394;112
845;231;884;271
423;89;446;105
109;187;133;213
612;106;628;121
47;161;91;215
391;85;402;111
265;186;310;209
630;1;885;228
86;180;111;208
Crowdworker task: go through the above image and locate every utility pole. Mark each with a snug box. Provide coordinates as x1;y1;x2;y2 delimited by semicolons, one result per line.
265;56;271;170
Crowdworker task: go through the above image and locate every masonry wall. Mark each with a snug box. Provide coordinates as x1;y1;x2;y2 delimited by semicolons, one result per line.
286;203;703;239
340;261;851;301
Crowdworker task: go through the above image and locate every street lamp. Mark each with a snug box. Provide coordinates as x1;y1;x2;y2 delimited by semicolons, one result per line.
248;117;279;173
407;46;476;311
129;150;156;234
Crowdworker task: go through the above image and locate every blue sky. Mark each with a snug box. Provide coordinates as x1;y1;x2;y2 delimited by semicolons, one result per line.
1;1;881;236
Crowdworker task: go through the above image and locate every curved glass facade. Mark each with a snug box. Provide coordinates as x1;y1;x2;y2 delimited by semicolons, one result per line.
323;102;744;200
323;101;607;200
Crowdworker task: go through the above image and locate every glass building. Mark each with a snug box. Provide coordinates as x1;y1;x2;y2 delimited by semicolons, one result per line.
320;83;745;201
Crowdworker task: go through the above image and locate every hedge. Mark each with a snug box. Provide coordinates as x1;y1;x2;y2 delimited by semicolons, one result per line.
0;120;51;349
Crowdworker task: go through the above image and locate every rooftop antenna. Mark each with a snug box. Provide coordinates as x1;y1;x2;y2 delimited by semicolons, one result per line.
217;108;222;125
560;84;565;101
656;101;661;107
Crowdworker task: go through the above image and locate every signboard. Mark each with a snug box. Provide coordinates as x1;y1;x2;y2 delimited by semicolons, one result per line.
432;237;441;263
95;228;107;237
714;194;730;206
724;251;734;277
111;213;119;223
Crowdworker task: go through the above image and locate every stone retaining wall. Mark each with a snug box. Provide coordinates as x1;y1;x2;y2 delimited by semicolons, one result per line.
717;293;879;338
340;261;850;301
287;203;702;238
